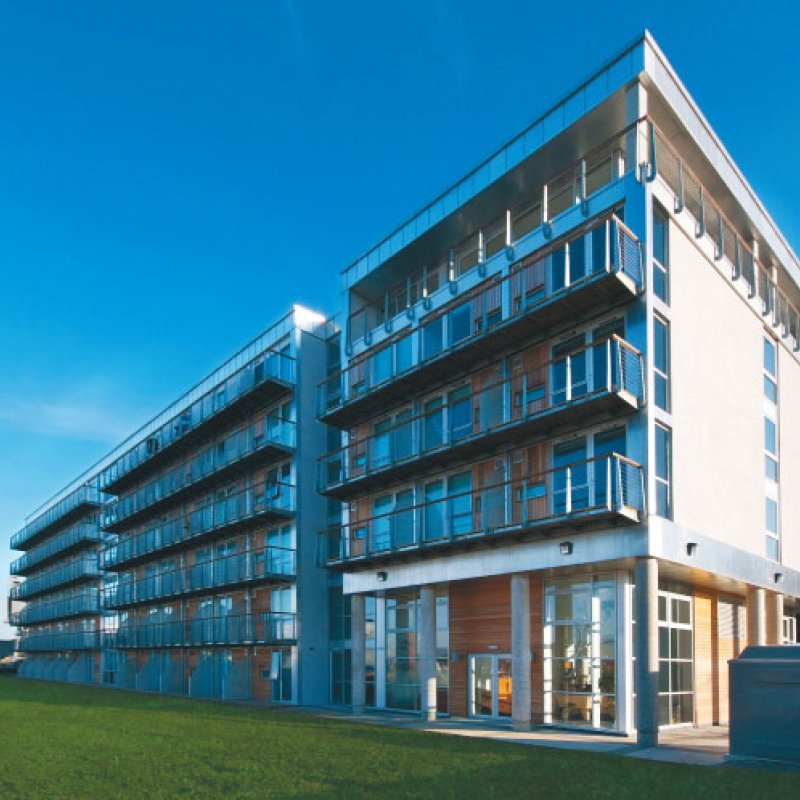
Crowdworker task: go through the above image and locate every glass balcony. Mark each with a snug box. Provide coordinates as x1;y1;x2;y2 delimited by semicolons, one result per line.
10;523;103;576
10;556;103;601
18;629;100;652
319;336;644;498
11;591;101;626
110;612;297;649
320;215;643;427
100;349;296;495
102;481;295;570
103;418;295;532
104;545;296;609
320;454;645;566
11;484;103;551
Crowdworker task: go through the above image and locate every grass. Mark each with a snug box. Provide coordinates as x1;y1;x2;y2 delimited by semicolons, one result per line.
0;678;796;799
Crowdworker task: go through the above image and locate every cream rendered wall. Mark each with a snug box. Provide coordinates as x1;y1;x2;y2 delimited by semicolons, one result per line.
778;347;800;571
668;223;764;553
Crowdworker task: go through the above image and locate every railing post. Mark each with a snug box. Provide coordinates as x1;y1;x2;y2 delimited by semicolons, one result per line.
566;468;572;515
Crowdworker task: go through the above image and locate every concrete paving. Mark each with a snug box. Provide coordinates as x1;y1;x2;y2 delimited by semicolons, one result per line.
313;708;732;767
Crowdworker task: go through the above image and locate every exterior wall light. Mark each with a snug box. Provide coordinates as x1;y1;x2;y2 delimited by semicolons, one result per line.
376;571;388;582
560;541;573;556
774;572;784;584
686;542;698;556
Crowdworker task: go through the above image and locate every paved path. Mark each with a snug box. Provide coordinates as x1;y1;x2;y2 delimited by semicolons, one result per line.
312;708;731;767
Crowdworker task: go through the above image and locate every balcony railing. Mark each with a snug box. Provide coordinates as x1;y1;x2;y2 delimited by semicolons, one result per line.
18;629;100;652
102;481;295;569
100;349;296;494
10;523;103;576
320;454;644;566
319;216;642;426
319;336;644;497
103;418;295;531
110;611;297;649
10;556;103;600
652;123;800;353
104;545;296;609
11;591;101;626
11;485;103;551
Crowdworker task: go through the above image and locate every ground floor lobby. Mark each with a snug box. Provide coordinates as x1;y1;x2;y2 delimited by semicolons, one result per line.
343;559;797;738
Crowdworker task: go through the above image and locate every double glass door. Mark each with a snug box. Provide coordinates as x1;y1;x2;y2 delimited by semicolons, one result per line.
469;654;512;719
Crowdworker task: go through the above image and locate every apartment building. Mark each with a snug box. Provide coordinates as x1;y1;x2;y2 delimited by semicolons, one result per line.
317;32;800;742
7;31;800;739
8;306;333;705
10;483;106;682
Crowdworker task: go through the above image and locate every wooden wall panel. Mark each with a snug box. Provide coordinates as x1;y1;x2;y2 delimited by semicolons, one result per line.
449;575;511;717
251;646;273;702
447;573;542;719
693;590;714;726
530;576;544;724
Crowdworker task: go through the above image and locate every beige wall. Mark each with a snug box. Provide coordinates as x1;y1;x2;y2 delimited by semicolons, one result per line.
779;347;800;571
668;223;764;554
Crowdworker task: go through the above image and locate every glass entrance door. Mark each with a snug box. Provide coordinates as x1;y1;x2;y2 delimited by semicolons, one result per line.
469;654;512;719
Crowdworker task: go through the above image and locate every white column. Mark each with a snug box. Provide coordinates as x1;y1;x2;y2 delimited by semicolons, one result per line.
419;586;437;721
511;573;532;731
634;557;658;747
351;594;366;714
747;586;766;647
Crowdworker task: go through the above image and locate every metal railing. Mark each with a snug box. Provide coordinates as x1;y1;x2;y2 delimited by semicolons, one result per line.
10;556;103;600
11;590;101;626
652;124;800;351
319;336;643;491
104;418;295;529
104;545;296;609
11;485;103;551
102;481;295;569
320;215;642;416
10;522;103;575
99;349;295;491
110;611;296;649
18;629;100;652
320;454;645;564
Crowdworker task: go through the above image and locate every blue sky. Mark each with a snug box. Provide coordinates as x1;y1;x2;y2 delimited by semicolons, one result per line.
1;1;799;636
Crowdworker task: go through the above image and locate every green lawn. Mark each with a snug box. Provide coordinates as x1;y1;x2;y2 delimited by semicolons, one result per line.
0;678;795;799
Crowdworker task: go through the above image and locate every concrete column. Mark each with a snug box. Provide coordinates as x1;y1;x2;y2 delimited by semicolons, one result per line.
511;573;532;731
351;594;366;714
747;586;766;647
767;592;784;645
634;557;659;748
418;586;437;721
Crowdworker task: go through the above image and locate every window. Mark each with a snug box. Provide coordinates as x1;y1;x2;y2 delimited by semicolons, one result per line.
448;386;472;441
655;424;672;519
764;418;778;481
764;337;777;404
653;315;671;411
766;498;779;561
544;575;618;729
658;590;694;725
551;334;588;405
511;201;541;242
422;315;444;359
449;302;471;345
653;204;669;303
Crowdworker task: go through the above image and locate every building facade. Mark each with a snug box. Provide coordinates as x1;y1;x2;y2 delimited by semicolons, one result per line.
317;32;800;741
11;483;106;682
9;306;334;705
7;33;800;740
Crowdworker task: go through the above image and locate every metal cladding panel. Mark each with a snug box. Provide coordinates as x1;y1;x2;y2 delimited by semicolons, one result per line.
729;646;800;763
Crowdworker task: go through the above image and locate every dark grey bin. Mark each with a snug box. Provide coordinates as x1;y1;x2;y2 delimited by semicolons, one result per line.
729;645;800;763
